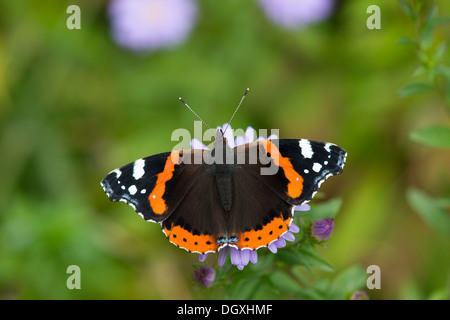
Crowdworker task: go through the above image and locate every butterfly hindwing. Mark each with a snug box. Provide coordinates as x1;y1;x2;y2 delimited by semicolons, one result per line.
228;165;294;250
161;166;229;254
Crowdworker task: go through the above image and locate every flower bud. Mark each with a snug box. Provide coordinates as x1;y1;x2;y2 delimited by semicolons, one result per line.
311;217;335;241
193;266;215;287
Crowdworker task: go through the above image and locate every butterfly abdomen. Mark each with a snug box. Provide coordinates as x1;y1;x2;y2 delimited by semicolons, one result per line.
213;163;233;211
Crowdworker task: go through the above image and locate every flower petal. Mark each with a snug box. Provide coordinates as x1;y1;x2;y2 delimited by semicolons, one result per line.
240;250;250;266
234;136;245;147
250;250;258;264
289;222;300;233
245;127;255;143
229;247;241;266
222;124;235;148
282;231;295;242
198;253;209;262
191;138;209;150
218;246;229;267
273;237;286;248
294;204;311;211
268;242;278;253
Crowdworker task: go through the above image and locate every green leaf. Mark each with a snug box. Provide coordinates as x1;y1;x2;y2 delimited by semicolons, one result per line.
435;64;450;80
425;5;439;25
397;82;434;97
224;274;262;299
407;188;450;236
333;266;367;294
298;247;337;273
309;198;342;221
420;5;438;49
268;270;302;293
276;247;336;273
397;36;416;45
433;17;450;27
409;125;450;148
433;42;448;61
412;65;427;77
435;197;450;207
397;0;416;20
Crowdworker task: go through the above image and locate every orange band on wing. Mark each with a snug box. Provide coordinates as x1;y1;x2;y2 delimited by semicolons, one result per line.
163;224;219;254
235;216;293;250
261;140;303;198
149;151;180;214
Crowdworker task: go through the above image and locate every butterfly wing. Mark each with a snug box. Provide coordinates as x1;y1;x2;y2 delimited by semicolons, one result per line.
227;138;346;250
228;165;294;250
161;166;229;254
236;139;346;206
101;149;208;223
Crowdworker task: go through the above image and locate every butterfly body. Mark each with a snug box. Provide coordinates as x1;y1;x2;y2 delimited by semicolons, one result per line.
101;128;346;254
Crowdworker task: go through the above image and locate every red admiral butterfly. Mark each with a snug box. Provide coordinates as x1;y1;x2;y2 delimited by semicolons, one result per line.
101;92;346;255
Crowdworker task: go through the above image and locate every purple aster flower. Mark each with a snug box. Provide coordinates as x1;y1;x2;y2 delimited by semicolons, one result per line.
108;0;197;52
219;247;259;271
350;291;370;300
191;124;278;151
258;0;335;29
193;124;311;269
193;266;215;287
311;217;335;241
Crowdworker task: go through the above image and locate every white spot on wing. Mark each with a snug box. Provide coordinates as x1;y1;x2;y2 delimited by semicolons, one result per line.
141;189;146;194
114;169;122;179
299;139;314;159
312;163;322;173
128;185;137;195
133;159;145;180
324;143;333;152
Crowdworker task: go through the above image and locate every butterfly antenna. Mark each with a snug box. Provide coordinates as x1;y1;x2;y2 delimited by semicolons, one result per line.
223;88;249;134
179;97;210;130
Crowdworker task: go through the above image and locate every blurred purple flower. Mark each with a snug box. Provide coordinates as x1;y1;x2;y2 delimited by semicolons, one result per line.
350;290;370;300
258;0;335;29
311;217;335;241
193;125;311;269
108;0;197;52
193;266;215;287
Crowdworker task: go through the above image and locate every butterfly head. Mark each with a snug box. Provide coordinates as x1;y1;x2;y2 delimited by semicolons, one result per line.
214;128;228;148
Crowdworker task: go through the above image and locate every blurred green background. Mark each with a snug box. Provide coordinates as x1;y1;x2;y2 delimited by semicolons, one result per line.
0;0;449;299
